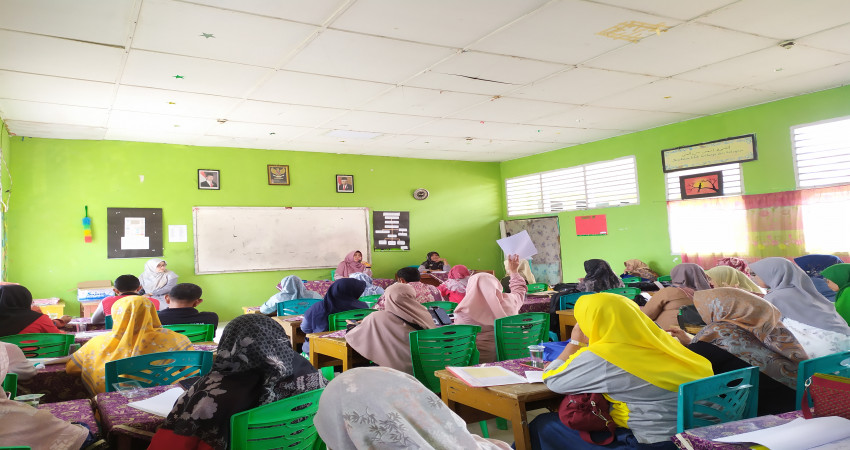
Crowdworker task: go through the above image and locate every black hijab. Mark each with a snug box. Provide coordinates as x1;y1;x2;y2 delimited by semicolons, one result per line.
302;278;367;333
578;259;624;292
421;251;443;271
0;285;43;336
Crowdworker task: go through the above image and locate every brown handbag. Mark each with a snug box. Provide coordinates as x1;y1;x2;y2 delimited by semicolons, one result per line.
558;393;618;445
801;373;850;420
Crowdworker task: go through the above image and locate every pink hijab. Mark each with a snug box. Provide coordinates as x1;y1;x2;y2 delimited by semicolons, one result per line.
336;250;369;278
454;273;523;324
443;265;471;293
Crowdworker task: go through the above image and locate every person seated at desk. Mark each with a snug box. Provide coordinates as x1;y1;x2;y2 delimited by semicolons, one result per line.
345;284;435;375
418;251;450;272
794;254;842;302
90;274;157;325
642;263;712;330
500;257;534;293
315;366;512;450
149;314;326;450
0;284;64;335
349;272;384;297
577;259;623;292
531;293;712;450
374;267;441;310
259;275;322;315
622;259;658;282
157;283;219;329
301;278;367;354
334;250;372;280
669;287;806;415
139;258;178;309
705;265;763;296
821;263;850;325
1;341;36;380
67;296;193;394
750;257;850;358
438;264;471;303
455;255;525;363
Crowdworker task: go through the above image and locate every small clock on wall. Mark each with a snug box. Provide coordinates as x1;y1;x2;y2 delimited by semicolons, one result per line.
413;188;429;200
679;171;723;199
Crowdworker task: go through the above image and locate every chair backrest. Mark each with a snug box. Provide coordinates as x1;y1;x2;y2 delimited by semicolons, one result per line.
230;388;326;450
422;301;457;313
494;313;549;361
796;350;850;407
0;333;74;358
162;324;215;343
527;283;548;293
327;309;375;331
602;287;641;297
622;276;641;284
409;324;481;392
657;275;672;282
559;292;594;310
105;315;113;330
276;298;322;316
2;372;18;399
358;294;381;309
104;350;214;392
677;366;759;433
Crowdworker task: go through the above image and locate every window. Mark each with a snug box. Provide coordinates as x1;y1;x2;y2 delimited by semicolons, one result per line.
792;116;850;189
665;163;742;201
505;156;638;216
667;196;749;255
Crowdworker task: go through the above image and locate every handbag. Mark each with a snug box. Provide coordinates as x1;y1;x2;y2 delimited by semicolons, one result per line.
557;393;617;445
801;373;850;420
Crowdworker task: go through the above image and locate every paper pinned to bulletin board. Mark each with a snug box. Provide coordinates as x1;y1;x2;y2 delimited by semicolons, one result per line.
575;215;607;236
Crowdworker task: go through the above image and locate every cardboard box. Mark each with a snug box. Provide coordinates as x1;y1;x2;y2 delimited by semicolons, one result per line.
77;280;113;302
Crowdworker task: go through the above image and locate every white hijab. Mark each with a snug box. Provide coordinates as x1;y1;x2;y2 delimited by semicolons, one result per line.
139;258;173;291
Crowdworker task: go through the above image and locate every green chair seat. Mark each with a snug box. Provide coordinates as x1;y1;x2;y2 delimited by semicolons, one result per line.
527;283;548;293
162;324;215;343
105;315;113;330
494;313;549;361
657;275;672;282
231;388;326;450
104;350;213;392
677;366;759;433
276;298;322;316
422;301;457;313
601;287;641;297
622;276;641;284
559;292;594;310
327;309;375;331
0;333;74;358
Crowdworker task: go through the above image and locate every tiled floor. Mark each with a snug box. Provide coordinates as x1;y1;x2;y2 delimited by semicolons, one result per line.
467;408;550;445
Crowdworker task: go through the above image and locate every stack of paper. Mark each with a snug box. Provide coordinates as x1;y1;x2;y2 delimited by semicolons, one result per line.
447;366;530;387
126;387;184;417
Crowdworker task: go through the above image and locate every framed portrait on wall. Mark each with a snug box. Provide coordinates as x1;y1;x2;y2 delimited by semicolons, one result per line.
198;169;220;190
268;165;290;185
336;174;354;193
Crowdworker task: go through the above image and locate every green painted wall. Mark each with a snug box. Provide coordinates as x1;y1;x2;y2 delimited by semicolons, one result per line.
500;85;850;282
6;139;504;320
0;118;9;280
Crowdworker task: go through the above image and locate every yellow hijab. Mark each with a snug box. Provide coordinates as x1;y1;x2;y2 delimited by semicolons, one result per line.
554;293;712;392
67;296;192;394
706;266;763;295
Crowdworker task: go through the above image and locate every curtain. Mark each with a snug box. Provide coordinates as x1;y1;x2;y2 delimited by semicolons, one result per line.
503;217;562;285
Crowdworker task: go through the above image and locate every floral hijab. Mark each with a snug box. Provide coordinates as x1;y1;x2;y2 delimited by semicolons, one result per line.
716;257;750;275
443;265;471;294
163;314;325;450
623;259;658;281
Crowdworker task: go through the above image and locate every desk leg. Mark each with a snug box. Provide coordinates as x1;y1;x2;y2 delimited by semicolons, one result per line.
559;317;574;341
510;401;532;450
309;340;318;368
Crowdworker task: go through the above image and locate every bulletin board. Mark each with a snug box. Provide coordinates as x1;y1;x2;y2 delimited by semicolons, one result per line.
107;208;164;259
373;211;410;250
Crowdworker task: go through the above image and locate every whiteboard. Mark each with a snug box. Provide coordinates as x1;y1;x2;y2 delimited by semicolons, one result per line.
193;207;370;274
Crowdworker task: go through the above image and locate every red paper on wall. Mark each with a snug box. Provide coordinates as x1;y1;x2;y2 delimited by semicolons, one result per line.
575;215;607;236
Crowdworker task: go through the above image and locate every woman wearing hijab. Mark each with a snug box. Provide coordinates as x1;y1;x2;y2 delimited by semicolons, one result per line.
149;314;326;450
349;272;384;297
334;250;372;280
1;342;36;380
670;287;807;415
419;251;451;272
642;263;712;329
300;278;367;353
345;284;435;374
705;265;763;296
750;257;850;358
66;296;193;394
794;254;842;302
577;259;623;292
532;293;712;449
139;258;178;308
500;258;535;293
315;366;511;450
716;257;750;275
438;265;471;303
623;259;658;281
454;255;525;363
821;263;850;325
258;275;322;315
0;284;63;336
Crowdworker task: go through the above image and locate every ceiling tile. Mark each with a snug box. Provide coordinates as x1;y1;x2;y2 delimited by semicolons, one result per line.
797;23;850;56
591;78;731;112
0;30;125;82
324;111;436;134
589;0;738;21
113;85;242;118
187;0;346;25
406;118;513;139
206;121;311;139
4;120;106;140
284;29;456;84
0;0;135;46
671;87;790;115
0;71;115;108
532;105;698;131
250;71;392;108
133;0;318;68
470;0;674;64
360;86;489;117
0;99;109;127
508;67;658;104
104;128;200;145
752;61;850;94
107;110;214;133
228;101;346;127
449;97;573;123
697;0;850;40
585;22;775;77
121;50;273;97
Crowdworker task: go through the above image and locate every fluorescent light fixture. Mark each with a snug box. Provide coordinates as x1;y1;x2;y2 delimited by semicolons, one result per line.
325;129;381;140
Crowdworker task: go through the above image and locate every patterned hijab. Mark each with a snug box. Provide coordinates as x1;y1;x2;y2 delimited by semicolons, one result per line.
751;257;850;334
443;265;471;294
671;263;713;298
0;285;42;336
68;296;192;394
692;288;808;388
337;251;369;278
716;257;750;275
315;367;511;450
577;259;622;292
705;266;763;295
163;314;325;450
623;259;658;281
350;272;384;297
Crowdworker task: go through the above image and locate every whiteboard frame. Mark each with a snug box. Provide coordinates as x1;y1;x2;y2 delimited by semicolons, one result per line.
192;206;371;275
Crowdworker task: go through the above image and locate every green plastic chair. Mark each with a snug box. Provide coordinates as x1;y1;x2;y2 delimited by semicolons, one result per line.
494;313;550;361
276;298;322;316
796;350;850;407
105;315;113;330
602;287;641;297
657;275;672;282
231;388;326;450
622;276;641;284
677;367;759;433
527;283;548;293
358;294;381;309
0;333;74;358
559;292;594;310
328;308;375;331
162;324;215;343
104;350;214;392
422;301;458;313
409;324;481;393
329;269;336;280
2;372;18;399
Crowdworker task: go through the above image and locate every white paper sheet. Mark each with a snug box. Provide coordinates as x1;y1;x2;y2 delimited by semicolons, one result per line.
497;230;538;259
121;235;150;250
168;225;187;243
714;417;850;450
525;370;544;383
127;387;185;417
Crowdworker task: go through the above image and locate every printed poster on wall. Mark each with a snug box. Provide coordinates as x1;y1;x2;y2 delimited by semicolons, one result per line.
373;211;410;250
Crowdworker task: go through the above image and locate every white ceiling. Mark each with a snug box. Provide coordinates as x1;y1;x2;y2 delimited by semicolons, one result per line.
1;0;849;162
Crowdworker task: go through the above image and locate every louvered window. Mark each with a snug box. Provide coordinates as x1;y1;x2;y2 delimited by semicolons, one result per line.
792;116;850;188
505;156;638;216
665;163;743;201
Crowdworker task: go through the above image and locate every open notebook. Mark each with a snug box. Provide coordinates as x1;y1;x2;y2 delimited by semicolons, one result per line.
126;387;184;417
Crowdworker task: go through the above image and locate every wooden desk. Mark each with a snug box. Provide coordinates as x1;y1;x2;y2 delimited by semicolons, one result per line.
419;273;443;287
272;315;305;352
306;331;368;371
436;369;561;450
556;309;577;341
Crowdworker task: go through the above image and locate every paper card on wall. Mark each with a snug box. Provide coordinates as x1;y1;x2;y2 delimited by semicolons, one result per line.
496;230;538;259
124;217;146;236
575;215;607;236
168;225;187;243
121;236;150;250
